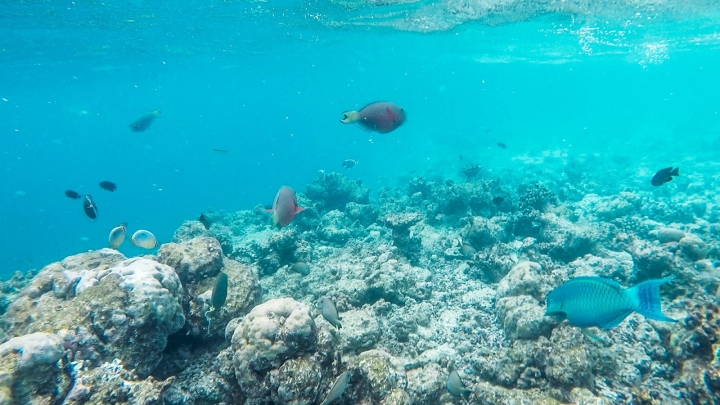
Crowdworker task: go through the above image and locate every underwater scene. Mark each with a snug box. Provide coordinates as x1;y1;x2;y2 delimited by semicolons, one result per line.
2;0;720;404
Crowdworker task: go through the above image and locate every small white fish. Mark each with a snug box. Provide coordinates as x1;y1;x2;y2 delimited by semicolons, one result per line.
131;230;157;249
319;371;351;405
108;224;127;249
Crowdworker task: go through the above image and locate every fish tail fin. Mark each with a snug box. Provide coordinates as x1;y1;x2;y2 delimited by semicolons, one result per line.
671;167;679;176
628;277;677;323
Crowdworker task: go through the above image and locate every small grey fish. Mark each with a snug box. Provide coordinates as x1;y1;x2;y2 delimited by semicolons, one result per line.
130;109;161;132
211;272;228;310
319;371;351;405
342;159;358;169
446;370;473;397
317;296;342;329
291;261;311;276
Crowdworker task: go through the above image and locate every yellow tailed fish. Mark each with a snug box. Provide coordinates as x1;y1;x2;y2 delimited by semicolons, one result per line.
131;230;158;249
108;224;127;249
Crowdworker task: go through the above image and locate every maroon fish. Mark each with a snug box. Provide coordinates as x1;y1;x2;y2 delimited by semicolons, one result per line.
340;101;406;134
267;186;305;227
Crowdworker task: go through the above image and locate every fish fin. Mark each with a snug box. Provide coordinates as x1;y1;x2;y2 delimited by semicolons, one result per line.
567;276;624;292
265;208;274;213
627;277;677;323
386;107;395;119
598;310;633;330
295;206;306;213
581;328;603;341
670;167;679;176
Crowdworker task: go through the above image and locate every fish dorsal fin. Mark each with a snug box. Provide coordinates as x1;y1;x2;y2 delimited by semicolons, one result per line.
598;309;633;329
567;276;624;292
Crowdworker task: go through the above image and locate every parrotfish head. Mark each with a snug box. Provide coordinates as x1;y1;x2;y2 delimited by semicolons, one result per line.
340;111;359;124
544;300;567;321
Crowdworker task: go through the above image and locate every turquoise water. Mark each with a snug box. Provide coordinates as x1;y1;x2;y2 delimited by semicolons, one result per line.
1;1;720;276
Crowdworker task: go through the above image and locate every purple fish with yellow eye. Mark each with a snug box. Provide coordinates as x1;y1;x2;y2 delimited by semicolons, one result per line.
340;101;406;134
266;186;305;228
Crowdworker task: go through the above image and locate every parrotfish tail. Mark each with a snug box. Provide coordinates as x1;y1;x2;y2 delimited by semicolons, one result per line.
630;277;677;323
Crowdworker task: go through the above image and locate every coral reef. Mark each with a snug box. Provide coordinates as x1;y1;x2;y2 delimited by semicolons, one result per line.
2;161;719;404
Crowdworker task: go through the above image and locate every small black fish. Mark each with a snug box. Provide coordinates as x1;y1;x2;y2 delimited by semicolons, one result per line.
65;190;81;200
83;195;98;219
99;181;117;192
211;272;228;310
199;213;212;230
651;167;679;187
342;159;358;169
492;196;504;205
212;149;229;154
497;142;507;149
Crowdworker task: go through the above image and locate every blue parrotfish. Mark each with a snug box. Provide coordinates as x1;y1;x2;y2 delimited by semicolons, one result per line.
545;276;676;330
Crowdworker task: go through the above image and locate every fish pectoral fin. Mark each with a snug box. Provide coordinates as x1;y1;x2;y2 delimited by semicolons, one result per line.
294;206;306;213
599;310;633;330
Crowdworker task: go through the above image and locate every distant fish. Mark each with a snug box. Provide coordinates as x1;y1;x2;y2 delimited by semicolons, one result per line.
198;213;212;230
319;371;351;405
651;167;679;187
291;261;311;276
212;149;229;154
316;296;342;329
82;195;98;219
492;196;504;205
131;230;158;249
211;272;228;311
65;190;81;200
340;101;406;134
446;370;473;398
497;142;507;149
460;244;476;259
545;276;676;330
99;181;117;192
267;186;305;228
108;224;127;249
342;159;359;169
130;109;161;132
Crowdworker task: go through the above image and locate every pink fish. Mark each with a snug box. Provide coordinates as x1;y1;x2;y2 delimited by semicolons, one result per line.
267;186;305;227
340;101;406;134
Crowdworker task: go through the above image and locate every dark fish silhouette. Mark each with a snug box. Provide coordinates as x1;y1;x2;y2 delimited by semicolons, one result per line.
130;109;161;132
65;190;81;200
497;142;507;149
211;272;228;310
199;214;212;230
342;159;358;169
99;181;117;192
492;196;504;205
340;101;406;134
83;195;98;219
212;149;229;154
651;167;679;186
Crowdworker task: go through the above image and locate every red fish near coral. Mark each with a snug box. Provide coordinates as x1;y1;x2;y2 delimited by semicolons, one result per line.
340;101;406;134
268;186;305;227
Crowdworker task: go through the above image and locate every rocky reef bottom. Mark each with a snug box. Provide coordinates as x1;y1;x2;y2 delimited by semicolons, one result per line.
1;171;719;405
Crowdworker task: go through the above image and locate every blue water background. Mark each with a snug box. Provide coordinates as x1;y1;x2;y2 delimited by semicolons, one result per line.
1;1;719;276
